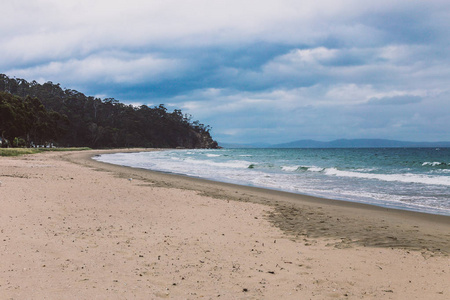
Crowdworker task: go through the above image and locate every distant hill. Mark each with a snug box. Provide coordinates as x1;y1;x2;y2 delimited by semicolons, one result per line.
221;139;450;148
218;142;272;148
273;139;450;148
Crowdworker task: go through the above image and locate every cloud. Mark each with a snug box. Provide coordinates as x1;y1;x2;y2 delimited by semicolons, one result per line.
3;1;444;63
367;95;422;105
170;84;450;143
2;0;450;143
6;52;188;85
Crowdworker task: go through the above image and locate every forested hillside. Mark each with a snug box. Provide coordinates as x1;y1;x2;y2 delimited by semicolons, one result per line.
0;74;218;149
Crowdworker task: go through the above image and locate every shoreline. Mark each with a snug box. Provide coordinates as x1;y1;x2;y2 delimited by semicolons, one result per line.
93;148;450;217
1;149;449;299
68;149;450;254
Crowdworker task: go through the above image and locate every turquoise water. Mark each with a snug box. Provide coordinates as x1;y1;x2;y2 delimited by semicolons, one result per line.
95;148;450;216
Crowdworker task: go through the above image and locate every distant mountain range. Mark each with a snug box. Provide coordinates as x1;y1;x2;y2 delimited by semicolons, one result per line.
219;139;450;148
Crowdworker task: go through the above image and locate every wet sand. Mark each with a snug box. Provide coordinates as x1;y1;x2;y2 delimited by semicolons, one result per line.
1;149;449;299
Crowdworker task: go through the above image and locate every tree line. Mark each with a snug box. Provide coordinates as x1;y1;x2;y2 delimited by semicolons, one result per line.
0;92;65;147
0;74;218;149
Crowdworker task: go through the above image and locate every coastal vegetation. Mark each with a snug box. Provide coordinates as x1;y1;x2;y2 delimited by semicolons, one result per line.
0;148;41;156
0;147;91;157
0;74;218;149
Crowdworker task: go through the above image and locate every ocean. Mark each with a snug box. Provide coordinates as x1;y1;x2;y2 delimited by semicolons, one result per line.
94;148;450;216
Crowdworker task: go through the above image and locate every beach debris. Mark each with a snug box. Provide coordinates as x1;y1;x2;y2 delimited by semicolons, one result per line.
128;178;133;182
0;180;2;187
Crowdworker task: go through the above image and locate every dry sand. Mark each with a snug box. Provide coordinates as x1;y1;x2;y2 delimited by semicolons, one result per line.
0;149;449;299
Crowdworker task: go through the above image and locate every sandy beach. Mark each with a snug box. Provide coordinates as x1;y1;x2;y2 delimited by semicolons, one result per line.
1;149;449;299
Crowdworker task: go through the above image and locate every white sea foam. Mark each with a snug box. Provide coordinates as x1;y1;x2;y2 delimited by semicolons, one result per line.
422;161;448;167
308;167;325;172
355;168;378;172
184;158;253;169
281;165;299;172
282;165;325;172
323;168;450;186
206;154;221;157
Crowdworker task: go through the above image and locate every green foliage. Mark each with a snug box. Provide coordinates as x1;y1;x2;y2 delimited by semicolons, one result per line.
0;147;91;156
0;74;218;149
37;147;92;152
0;91;65;148
0;148;41;156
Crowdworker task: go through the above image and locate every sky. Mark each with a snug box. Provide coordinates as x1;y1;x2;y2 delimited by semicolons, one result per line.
2;0;450;144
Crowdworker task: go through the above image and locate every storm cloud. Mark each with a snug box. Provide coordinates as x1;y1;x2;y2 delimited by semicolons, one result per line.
2;0;449;143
